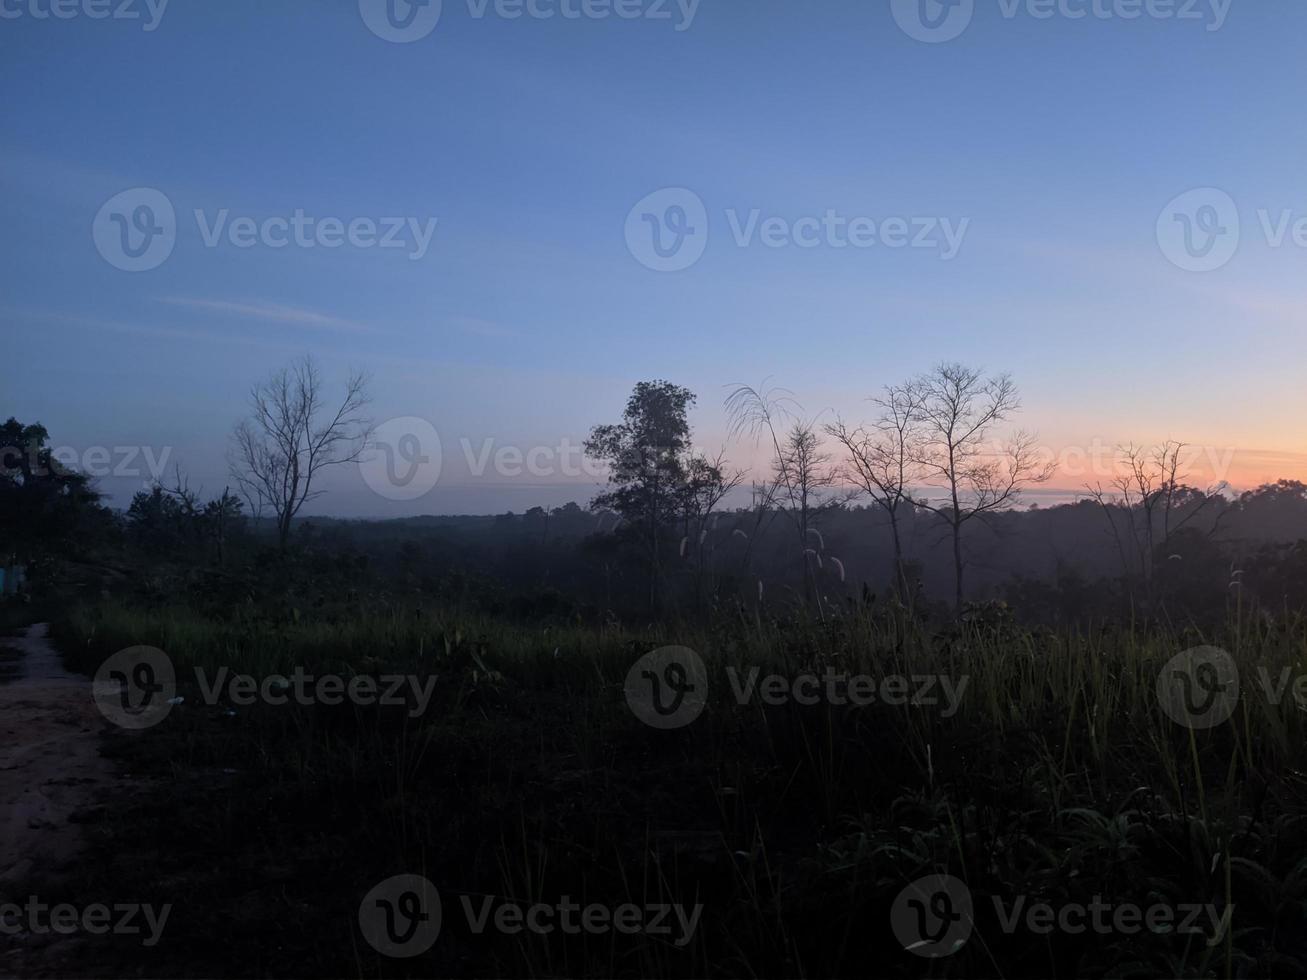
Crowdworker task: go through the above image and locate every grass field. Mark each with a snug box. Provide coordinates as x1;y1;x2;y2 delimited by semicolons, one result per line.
41;598;1307;978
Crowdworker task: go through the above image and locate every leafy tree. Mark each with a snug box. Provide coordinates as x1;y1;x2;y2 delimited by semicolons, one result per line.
585;380;696;612
126;485;189;555
0;417;109;565
127;474;245;564
1231;480;1307;542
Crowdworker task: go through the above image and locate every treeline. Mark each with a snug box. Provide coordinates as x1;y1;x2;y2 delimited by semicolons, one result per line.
6;356;1307;627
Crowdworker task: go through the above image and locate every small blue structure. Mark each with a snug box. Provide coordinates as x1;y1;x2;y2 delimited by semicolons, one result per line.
0;565;27;595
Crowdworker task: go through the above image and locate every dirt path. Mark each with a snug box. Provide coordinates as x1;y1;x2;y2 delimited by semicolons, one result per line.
0;624;115;976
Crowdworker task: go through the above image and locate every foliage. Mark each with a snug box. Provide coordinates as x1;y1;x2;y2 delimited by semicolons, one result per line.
44;594;1307;978
0;416;113;564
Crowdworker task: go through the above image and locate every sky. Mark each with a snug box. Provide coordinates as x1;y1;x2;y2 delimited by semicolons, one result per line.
4;0;1307;516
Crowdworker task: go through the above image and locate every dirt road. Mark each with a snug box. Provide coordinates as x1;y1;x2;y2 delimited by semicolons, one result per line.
0;624;114;976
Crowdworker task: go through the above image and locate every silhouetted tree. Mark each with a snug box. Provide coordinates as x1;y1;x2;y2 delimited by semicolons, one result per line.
127;471;245;564
727;384;838;607
1086;441;1225;610
228;357;372;550
585;380;696;612
828;381;923;600
679;449;744;608
912;364;1053;610
0;417;109;565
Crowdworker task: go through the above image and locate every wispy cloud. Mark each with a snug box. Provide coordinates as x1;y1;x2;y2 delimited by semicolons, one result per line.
3;309;299;352
157;297;376;334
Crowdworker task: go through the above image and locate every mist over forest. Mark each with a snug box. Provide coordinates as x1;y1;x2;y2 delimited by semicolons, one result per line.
15;363;1299;631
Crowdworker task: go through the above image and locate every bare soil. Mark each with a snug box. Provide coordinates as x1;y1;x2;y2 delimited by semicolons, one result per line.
0;624;115;977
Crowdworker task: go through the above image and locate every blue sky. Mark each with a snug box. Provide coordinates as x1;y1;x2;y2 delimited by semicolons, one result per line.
5;0;1307;515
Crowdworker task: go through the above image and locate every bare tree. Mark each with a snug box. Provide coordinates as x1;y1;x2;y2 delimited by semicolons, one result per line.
912;363;1053;611
1087;440;1226;608
679;448;745;608
827;381;923;600
727;383;839;606
162;467;243;564
229;356;372;550
1083;481;1134;587
776;422;839;569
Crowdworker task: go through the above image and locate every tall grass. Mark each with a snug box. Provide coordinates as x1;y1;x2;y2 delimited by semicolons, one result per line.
50;599;1307;978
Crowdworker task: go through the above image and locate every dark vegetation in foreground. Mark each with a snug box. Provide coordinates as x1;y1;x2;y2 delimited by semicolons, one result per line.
35;592;1307;979
7;398;1307;978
